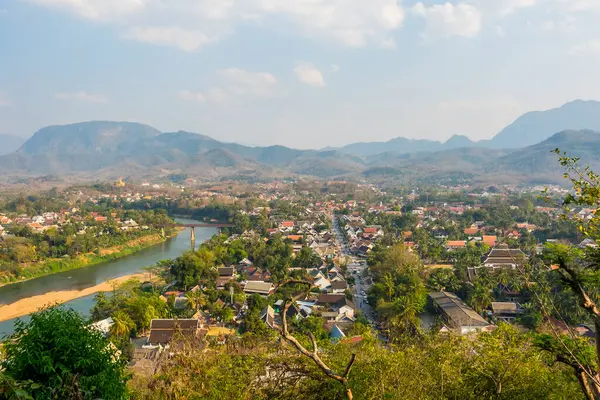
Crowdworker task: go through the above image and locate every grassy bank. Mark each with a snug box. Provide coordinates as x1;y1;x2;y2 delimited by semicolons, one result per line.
0;233;174;287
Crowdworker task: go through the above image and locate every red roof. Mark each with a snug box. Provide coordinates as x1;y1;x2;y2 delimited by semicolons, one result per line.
464;227;479;235
483;235;497;246
364;227;378;234
447;240;466;248
281;221;295;227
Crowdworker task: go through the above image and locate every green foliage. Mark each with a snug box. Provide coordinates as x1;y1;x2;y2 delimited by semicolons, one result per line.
1;307;129;400
293;246;322;268
368;244;427;338
130;326;584;400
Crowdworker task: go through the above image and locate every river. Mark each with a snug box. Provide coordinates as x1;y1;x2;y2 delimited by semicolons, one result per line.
0;219;216;337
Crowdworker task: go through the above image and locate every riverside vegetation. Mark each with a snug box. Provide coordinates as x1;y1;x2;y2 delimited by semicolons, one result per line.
0;195;176;285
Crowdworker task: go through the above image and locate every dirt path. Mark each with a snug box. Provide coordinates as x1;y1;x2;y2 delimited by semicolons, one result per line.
0;273;147;323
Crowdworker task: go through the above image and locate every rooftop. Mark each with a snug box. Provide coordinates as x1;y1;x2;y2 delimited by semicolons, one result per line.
430;291;490;329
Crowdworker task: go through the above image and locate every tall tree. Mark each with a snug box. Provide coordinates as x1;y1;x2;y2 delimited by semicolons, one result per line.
1;307;129;400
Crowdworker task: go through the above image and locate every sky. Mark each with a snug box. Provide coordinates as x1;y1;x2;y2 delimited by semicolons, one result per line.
1;0;600;149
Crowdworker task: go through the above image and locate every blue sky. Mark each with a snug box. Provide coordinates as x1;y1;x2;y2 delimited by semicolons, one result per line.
1;0;600;148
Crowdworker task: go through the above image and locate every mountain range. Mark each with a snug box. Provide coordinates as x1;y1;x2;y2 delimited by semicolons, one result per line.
332;100;600;155
3;100;600;184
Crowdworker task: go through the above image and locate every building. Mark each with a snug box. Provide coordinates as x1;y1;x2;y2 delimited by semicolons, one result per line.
243;281;274;296
429;291;494;335
146;319;201;347
467;244;526;280
316;294;355;319
491;302;524;323
329;280;348;294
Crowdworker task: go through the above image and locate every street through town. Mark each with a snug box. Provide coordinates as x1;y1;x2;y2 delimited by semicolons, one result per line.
332;214;376;323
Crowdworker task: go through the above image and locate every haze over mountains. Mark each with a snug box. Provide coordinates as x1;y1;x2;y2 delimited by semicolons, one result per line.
333;100;600;155
0;134;25;156
2;100;600;183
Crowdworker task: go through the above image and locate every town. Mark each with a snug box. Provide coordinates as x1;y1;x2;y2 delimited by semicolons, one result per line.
1;175;597;399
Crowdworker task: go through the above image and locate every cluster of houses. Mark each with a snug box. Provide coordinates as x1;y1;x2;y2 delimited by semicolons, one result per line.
0;210;149;239
339;215;384;256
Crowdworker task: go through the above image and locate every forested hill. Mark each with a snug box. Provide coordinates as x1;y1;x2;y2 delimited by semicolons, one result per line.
2;121;600;184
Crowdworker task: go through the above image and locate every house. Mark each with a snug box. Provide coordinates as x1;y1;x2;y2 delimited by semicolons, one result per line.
146;319;201;346
446;240;466;250
329;280;348;294
316;294;355;319
243;281;274;296
216;267;236;289
89;317;114;337
468;244;526;280
464;227;480;236
260;305;278;328
280;221;295;229
491;302;523;323
313;276;332;291
308;268;327;281
482;235;497;247
330;324;346;342
287;235;304;243
429;291;495;335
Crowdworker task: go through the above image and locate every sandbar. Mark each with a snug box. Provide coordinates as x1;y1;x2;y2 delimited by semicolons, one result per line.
0;273;147;323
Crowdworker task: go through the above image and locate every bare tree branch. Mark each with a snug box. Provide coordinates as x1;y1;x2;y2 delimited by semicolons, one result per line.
343;354;356;378
276;279;356;400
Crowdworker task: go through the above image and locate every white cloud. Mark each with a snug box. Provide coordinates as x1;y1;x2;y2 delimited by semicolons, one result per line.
216;68;277;96
496;0;537;15
179;68;278;104
0;92;11;107
28;0;144;21
412;2;482;39
554;0;600;12
294;63;326;87
123;26;215;52
569;40;600;55
28;0;405;50
54;91;107;103
178;90;206;102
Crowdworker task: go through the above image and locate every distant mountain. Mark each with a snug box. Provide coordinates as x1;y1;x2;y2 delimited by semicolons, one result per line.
0;121;361;178
19;121;162;155
489;100;600;149
335;99;600;157
335;134;480;157
336;137;444;157
490;130;600;175
443;135;476;149
0;134;25;155
4;120;600;184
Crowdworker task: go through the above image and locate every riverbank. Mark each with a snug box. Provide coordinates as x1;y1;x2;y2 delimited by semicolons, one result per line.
0;272;149;323
0;232;174;288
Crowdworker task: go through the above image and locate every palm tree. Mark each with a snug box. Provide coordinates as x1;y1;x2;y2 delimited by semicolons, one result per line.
110;310;135;338
470;282;494;314
186;291;207;312
221;307;234;324
382;273;396;301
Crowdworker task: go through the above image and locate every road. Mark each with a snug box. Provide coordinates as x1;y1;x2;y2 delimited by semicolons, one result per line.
332;214;376;323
